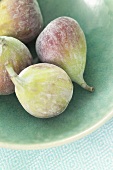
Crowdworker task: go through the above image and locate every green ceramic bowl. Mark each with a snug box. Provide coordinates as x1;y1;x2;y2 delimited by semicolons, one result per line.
0;0;113;150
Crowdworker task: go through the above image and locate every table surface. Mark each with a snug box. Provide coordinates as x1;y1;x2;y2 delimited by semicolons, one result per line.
0;117;113;170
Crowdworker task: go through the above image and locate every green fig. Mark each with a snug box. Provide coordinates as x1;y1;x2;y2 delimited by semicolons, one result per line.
6;63;73;118
36;16;94;92
0;36;33;95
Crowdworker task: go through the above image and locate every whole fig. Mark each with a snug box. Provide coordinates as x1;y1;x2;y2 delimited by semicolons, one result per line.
36;17;94;92
6;63;73;118
0;0;43;43
0;36;32;95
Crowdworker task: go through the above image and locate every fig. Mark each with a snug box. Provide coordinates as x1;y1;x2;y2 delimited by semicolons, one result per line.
6;63;73;118
0;36;33;95
0;0;43;43
36;17;94;92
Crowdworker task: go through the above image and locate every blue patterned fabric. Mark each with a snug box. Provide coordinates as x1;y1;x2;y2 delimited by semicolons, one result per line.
0;118;113;170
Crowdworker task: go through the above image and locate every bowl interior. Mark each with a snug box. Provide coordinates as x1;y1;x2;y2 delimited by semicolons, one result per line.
0;0;113;147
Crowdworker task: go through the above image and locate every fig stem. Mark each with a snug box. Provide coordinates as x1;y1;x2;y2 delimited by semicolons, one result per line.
81;82;94;92
5;64;24;87
5;64;17;78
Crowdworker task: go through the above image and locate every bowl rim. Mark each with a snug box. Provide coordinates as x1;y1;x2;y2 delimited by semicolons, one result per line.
0;110;113;150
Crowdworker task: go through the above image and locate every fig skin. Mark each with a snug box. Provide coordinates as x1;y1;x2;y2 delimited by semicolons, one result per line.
36;17;94;92
0;0;43;43
0;36;33;95
6;63;73;118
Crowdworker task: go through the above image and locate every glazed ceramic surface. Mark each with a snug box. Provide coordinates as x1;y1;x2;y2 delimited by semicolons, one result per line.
0;0;113;149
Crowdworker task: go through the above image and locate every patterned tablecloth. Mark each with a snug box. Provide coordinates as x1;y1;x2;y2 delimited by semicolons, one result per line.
0;117;113;170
